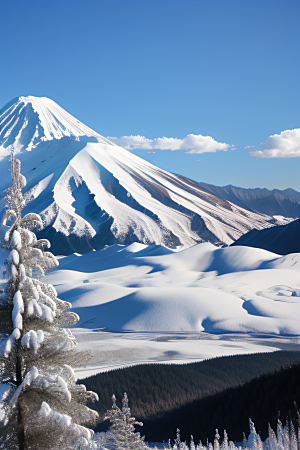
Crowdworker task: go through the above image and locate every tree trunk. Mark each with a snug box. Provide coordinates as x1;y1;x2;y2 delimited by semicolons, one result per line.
16;354;22;387
17;399;26;450
16;353;26;450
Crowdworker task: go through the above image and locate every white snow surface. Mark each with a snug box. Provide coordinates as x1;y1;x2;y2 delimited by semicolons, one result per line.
73;330;289;378
45;242;300;336
0;96;275;248
272;215;296;225
0;96;112;155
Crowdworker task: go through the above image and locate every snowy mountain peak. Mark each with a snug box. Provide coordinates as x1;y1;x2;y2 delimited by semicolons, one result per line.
0;95;113;156
0;96;275;254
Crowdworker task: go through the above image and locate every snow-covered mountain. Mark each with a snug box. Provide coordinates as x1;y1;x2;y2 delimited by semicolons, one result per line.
0;96;275;254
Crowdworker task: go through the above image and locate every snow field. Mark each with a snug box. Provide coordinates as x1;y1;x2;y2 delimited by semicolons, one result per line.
45;242;300;336
73;331;283;379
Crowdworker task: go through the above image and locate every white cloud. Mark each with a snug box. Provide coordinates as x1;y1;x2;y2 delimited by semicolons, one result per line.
244;145;255;149
251;128;300;158
108;134;231;154
108;135;153;150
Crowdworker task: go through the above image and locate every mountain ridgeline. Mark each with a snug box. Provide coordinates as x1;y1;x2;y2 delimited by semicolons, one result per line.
193;181;300;218
0;96;285;255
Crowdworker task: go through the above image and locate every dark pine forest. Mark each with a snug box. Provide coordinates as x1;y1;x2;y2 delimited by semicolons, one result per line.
79;351;300;443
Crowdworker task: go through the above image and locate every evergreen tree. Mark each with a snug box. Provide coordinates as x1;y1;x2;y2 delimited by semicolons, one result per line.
104;393;146;450
173;429;188;450
190;436;195;450
0;156;99;450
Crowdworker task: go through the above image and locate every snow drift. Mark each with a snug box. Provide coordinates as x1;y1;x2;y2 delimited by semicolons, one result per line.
45;242;300;335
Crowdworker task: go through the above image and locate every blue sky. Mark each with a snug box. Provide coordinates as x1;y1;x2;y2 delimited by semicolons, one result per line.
1;0;300;190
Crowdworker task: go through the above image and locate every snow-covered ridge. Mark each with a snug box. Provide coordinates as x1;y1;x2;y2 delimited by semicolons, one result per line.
0;96;113;156
0;96;275;252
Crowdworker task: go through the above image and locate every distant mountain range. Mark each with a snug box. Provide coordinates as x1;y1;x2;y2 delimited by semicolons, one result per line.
0;96;280;255
191;181;300;218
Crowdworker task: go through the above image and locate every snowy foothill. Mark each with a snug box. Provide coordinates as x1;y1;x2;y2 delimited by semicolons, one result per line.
46;242;300;335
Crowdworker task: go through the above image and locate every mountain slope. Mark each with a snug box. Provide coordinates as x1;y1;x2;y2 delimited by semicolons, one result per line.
0;96;275;254
232;218;300;255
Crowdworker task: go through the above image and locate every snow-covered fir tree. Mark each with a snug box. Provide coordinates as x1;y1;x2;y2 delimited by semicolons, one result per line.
104;393;146;450
173;429;188;450
0;156;99;450
162;420;300;450
92;418;300;450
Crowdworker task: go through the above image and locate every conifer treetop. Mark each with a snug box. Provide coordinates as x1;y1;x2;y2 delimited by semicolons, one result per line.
0;156;99;450
104;393;146;450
